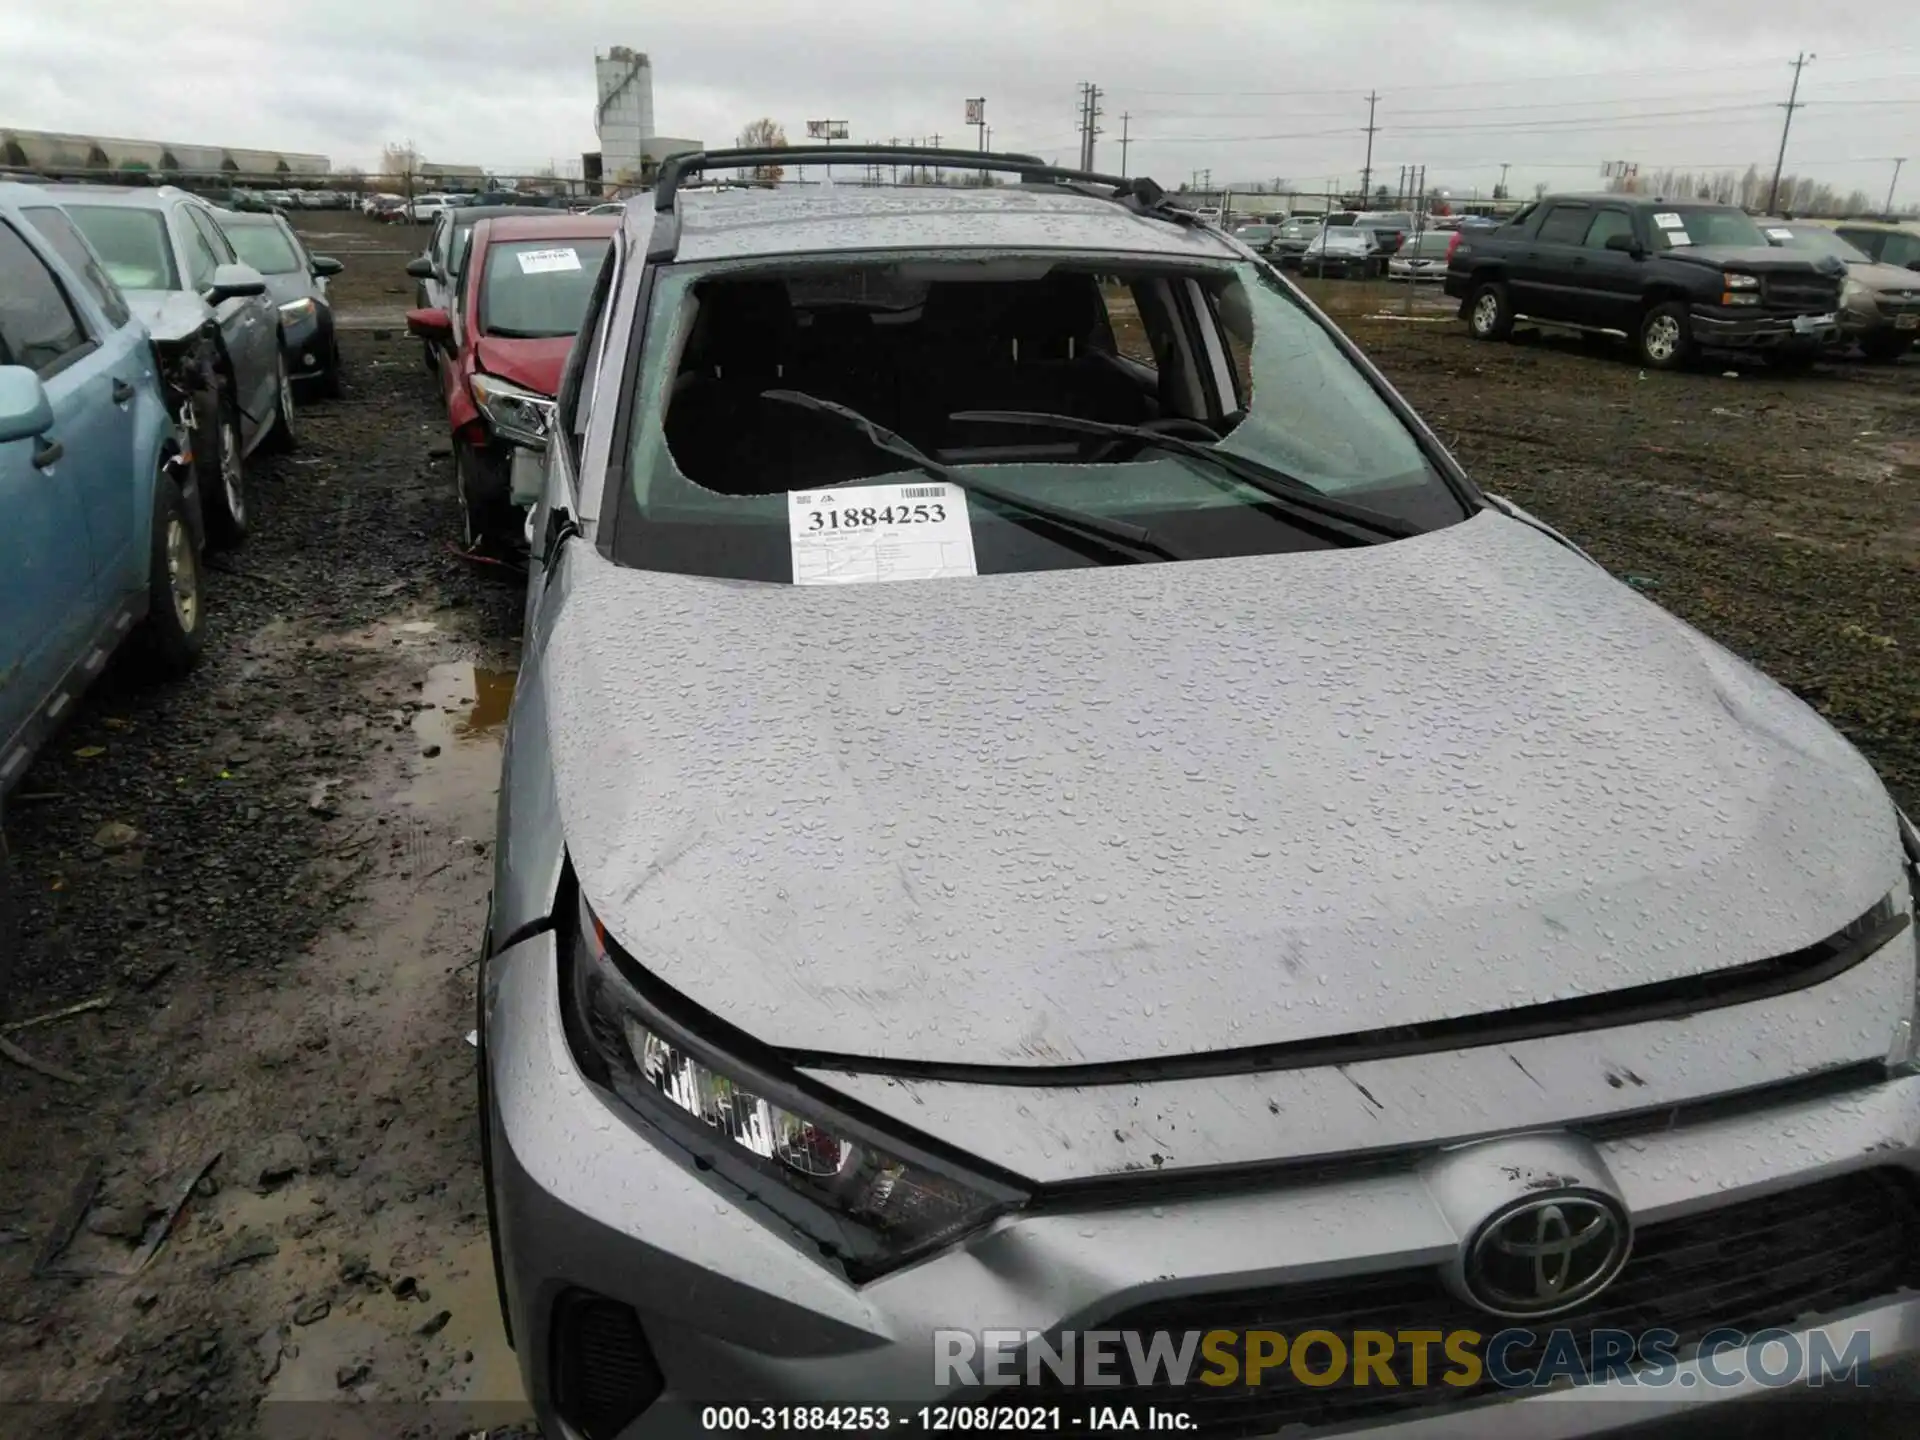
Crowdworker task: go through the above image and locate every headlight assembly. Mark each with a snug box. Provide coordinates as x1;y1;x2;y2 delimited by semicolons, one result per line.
469;372;555;448
561;889;1027;1281
278;297;316;325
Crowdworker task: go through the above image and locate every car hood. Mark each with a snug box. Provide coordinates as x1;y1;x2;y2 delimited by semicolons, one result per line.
1668;244;1845;277
542;510;1897;1067
125;289;211;345
471;335;569;396
1844;260;1920;293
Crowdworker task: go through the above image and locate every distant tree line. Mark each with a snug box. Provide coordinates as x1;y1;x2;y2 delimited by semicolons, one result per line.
1606;163;1911;218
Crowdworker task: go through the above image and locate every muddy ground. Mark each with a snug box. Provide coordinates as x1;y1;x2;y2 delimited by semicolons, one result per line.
0;214;1914;1439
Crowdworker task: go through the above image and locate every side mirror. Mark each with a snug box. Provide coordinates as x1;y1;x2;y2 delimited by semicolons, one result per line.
1604;233;1644;256
311;255;345;277
1908;260;1920;273
0;365;55;445
406;307;453;342
207;263;268;303
405;256;434;279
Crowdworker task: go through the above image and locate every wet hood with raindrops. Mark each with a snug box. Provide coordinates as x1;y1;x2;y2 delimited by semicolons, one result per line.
541;509;1903;1067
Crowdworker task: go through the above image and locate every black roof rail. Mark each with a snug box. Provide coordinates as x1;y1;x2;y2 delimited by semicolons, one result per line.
646;145;1181;261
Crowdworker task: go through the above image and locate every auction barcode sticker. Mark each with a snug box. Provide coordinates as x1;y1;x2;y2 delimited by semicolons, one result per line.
517;248;581;275
789;482;977;585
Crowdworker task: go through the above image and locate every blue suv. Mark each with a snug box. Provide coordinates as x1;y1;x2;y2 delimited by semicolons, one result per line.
0;182;206;802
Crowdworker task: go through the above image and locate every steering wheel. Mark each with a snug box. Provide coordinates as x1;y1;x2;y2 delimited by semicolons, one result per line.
1086;415;1221;463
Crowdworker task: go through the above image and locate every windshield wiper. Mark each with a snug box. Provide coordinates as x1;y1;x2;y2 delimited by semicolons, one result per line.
949;410;1421;545
761;391;1184;564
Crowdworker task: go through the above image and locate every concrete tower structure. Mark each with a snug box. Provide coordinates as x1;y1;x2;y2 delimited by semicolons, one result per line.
594;47;654;184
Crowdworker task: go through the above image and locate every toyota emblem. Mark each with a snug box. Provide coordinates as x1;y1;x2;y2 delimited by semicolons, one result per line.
1464;1192;1631;1318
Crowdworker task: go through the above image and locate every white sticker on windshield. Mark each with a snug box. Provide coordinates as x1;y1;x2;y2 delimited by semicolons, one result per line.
1667;230;1693;247
789;482;977;585
1654;212;1685;230
516;247;581;275
1767;227;1795;241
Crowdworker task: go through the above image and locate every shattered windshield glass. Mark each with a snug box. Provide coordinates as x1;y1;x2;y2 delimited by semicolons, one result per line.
615;254;1464;582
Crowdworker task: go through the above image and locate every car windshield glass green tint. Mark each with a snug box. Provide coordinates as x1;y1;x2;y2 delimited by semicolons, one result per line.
617;254;1464;583
224;224;302;275
65;207;177;291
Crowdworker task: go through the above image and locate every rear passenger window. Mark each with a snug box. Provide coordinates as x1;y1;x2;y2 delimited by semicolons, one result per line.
0;220;91;376
22;207;132;328
1584;210;1636;251
1536;207;1592;245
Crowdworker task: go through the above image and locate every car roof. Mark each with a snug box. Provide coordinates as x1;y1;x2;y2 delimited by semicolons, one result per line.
29;183;198;210
477;214;621;243
214;207;286;226
1537;192;1738;209
452;204;536;224
650;185;1241;264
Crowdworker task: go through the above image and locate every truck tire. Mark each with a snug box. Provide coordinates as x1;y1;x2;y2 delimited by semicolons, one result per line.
1467;281;1514;341
1860;333;1912;365
136;474;206;679
200;399;249;550
1637;302;1693;370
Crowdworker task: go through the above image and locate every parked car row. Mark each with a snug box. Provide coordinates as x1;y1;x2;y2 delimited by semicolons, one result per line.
406;213;616;550
0;180;346;816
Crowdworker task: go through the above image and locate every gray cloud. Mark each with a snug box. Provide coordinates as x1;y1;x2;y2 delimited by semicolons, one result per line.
3;0;1916;203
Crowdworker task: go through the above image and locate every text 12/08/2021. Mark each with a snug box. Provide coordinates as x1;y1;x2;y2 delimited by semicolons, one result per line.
700;1403;1197;1432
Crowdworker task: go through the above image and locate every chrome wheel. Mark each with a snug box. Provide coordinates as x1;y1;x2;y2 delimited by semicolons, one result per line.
1643;314;1681;363
1472;292;1502;334
219;420;245;524
166;516;199;633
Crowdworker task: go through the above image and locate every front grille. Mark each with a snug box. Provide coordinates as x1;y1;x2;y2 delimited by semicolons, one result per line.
1025;1169;1920;1436
1765;276;1841;312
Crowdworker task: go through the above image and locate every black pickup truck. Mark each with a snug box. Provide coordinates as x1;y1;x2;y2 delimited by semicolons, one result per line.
1444;195;1846;369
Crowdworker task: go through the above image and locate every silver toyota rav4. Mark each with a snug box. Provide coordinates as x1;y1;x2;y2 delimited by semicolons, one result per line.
480;147;1920;1438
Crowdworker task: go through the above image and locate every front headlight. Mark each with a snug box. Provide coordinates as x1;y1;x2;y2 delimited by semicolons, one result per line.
278;298;316;325
1722;272;1761;290
563;890;1026;1280
469;372;555;448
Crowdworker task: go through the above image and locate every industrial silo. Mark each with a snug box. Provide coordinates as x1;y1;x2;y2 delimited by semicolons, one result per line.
594;46;653;185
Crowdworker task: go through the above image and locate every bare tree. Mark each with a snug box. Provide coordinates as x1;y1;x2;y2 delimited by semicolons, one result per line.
735;118;789;182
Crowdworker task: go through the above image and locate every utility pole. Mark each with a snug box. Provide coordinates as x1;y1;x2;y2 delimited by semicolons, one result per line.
1888;157;1907;215
1766;52;1814;215
1077;82;1104;170
1119;112;1131;177
889;138;898;186
1498;161;1510;199
1359;91;1379;201
930;133;942;185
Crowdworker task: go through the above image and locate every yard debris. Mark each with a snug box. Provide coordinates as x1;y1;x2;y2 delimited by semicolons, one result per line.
0;992;112;1034
35;1152;222;1279
92;821;141;853
293;1296;332;1326
214;1226;281;1273
0;1034;83;1085
72;746;106;759
253;1132;307;1192
418;1309;452;1337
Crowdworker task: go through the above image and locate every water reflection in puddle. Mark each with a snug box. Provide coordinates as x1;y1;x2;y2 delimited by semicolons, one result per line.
397;661;518;830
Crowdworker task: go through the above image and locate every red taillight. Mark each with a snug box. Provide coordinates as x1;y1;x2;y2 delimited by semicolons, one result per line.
1447;231;1463;260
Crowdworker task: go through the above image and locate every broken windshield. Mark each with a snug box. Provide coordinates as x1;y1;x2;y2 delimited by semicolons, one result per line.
613;252;1467;583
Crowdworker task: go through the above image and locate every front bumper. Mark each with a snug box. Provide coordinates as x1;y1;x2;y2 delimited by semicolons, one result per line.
485;928;1920;1438
1840;298;1920;342
1689;306;1838;350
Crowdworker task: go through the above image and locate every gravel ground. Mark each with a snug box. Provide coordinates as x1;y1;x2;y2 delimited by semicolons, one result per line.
0;221;1913;1439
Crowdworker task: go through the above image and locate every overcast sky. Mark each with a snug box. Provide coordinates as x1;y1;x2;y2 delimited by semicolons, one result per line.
4;0;1917;205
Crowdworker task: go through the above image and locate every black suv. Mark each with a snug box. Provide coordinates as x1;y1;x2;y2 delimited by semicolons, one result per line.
1445;195;1844;369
